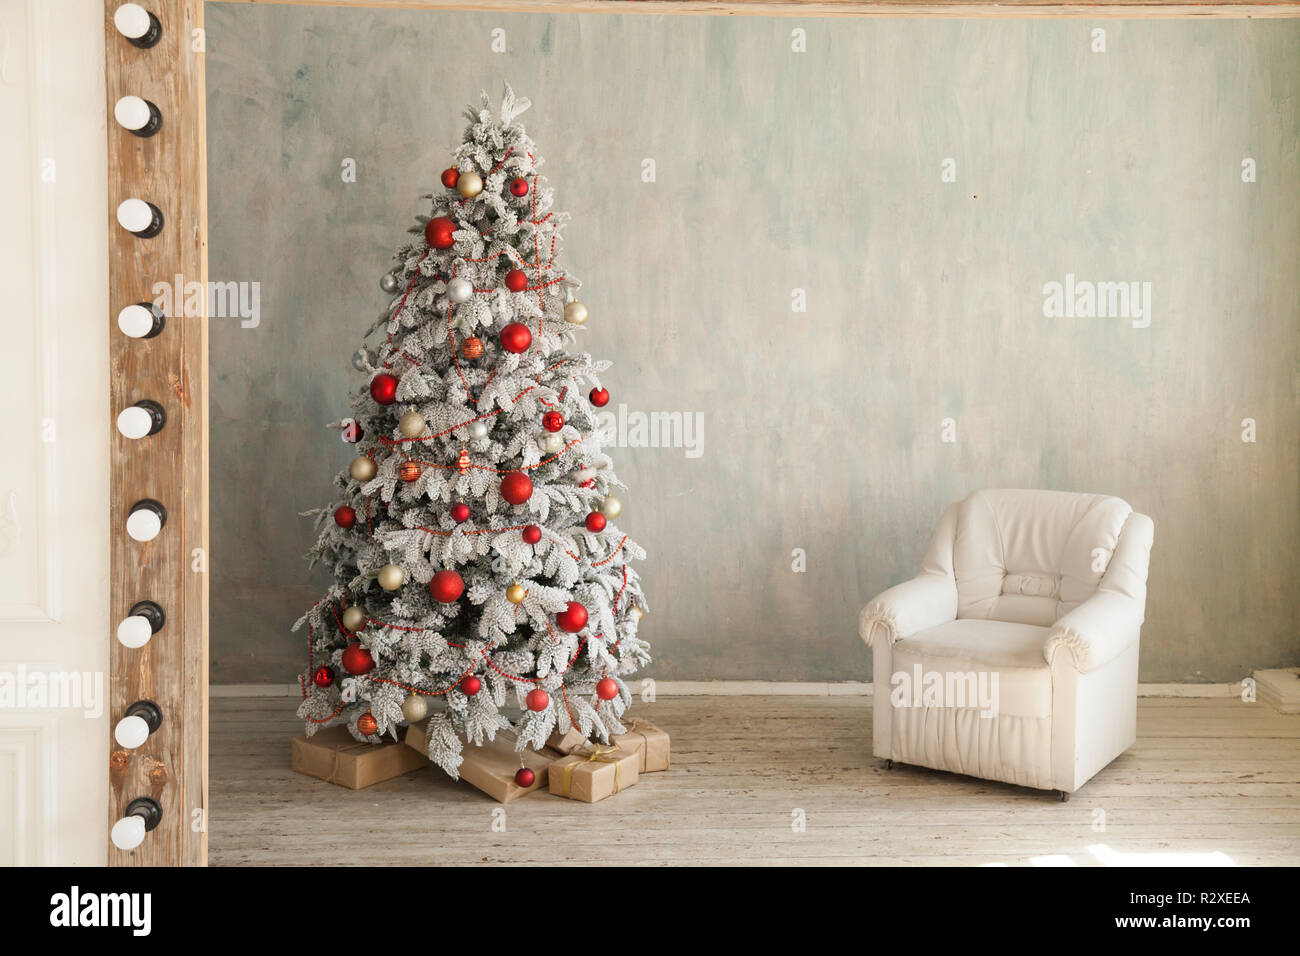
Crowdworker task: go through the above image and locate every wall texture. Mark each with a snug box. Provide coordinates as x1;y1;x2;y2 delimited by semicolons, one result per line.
206;7;1299;684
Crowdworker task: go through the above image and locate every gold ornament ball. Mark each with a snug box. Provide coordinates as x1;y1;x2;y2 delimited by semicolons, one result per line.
599;495;623;520
457;171;484;198
631;605;644;623
398;409;426;438
350;456;377;482
564;300;589;325
506;583;526;605
402;694;429;722
539;432;565;455
377;563;405;591
341;606;366;632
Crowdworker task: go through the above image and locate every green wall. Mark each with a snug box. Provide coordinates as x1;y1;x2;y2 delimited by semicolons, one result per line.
206;7;1299;683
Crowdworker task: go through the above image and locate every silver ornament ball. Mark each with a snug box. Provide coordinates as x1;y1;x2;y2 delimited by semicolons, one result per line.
540;432;565;455
351;347;375;372
468;421;488;440
448;277;473;303
380;272;401;294
599;495;623;520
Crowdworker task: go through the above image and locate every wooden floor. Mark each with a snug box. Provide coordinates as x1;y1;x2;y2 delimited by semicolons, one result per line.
210;695;1300;866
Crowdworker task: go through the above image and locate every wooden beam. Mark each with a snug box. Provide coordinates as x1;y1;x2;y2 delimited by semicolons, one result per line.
209;0;1300;20
104;0;208;867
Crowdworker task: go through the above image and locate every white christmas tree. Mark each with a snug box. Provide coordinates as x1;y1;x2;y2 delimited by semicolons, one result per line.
293;86;650;778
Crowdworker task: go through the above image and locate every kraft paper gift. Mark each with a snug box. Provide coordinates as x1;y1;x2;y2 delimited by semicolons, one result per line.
405;720;559;803
547;745;639;803
548;719;670;773
291;725;427;790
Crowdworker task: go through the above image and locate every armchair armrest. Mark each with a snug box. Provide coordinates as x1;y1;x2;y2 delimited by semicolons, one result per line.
859;572;958;647
1043;589;1145;673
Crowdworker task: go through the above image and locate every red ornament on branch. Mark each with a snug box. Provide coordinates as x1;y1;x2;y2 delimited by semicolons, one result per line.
584;511;606;533
399;461;422;482
450;502;471;523
504;268;528;293
440;167;459;189
543;411;564;433
556;601;588;633
357;712;379;736
500;321;532;354
461;675;481;696
526;688;550;712
596;677;619;701
509;177;529;197
500;472;533;505
334;505;357;529
425;216;456;250
589;387;609;408
522;524;542;544
312;665;335;688
342;420;364;442
341;641;374;676
429;569;464;603
370;373;399;406
514;767;535;787
456;449;471;474
461;336;484;360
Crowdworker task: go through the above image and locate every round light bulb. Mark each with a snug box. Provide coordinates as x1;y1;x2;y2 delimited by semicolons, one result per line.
114;95;151;131
110;814;146;851
116;198;154;233
117;614;153;649
126;508;162;542
116;405;154;440
114;714;150;749
117;303;162;338
113;4;151;39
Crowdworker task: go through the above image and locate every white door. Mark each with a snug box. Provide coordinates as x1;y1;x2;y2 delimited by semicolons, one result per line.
0;0;108;866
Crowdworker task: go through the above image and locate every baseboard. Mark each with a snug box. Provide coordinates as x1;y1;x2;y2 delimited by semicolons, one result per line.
211;679;1246;699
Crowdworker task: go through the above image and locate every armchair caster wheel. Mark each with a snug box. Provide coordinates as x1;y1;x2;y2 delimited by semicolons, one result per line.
884;759;893;770
1057;790;1070;802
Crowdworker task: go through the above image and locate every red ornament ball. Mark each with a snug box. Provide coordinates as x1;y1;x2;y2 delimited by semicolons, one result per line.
429;569;464;603
399;461;422;483
461;336;484;360
342;420;364;442
369;373;399;405
522;524;542;545
312;665;335;688
556;601;588;634
504;268;528;293
596;677;619;701
450;502;471;523
334;505;357;529
500;472;533;505
585;511;606;533
440;167;459;189
357;712;379;736
543;411;565;433
589;387;610;408
424;216;456;250
341;641;374;676
461;675;482;696
513;767;535;787
526;688;550;712
509;177;529;197
500;322;532;354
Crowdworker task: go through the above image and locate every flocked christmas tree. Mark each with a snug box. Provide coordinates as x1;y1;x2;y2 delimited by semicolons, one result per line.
293;86;649;778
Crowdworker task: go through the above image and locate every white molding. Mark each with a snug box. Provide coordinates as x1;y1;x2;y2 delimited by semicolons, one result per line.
211;679;1246;699
0;711;55;866
0;0;60;624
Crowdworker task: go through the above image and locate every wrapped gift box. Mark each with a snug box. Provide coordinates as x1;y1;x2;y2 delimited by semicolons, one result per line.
548;745;639;803
547;718;670;773
405;720;559;803
291;725;428;790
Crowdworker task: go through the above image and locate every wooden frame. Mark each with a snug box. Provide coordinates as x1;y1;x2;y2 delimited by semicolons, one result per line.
102;0;1299;867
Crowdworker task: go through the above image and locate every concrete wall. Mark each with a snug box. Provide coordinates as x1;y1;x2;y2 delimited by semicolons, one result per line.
205;7;1299;684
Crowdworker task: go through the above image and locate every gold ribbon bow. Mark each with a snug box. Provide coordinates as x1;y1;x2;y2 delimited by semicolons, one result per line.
560;744;624;797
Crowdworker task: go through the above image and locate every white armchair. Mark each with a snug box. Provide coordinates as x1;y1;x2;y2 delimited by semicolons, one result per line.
859;489;1154;798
